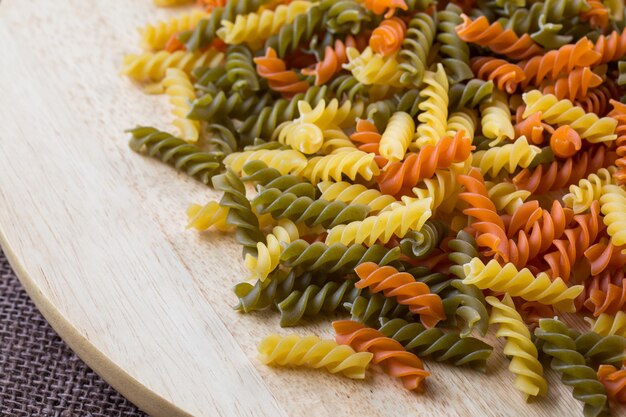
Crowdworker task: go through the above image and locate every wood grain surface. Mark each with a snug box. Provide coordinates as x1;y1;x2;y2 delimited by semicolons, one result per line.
0;1;621;416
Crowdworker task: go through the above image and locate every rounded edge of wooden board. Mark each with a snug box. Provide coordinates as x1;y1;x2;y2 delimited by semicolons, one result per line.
0;234;194;417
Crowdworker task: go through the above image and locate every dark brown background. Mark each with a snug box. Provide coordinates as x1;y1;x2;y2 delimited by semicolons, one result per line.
0;249;148;417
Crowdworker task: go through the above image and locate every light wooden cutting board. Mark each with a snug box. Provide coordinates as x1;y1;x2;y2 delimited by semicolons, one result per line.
0;1;618;416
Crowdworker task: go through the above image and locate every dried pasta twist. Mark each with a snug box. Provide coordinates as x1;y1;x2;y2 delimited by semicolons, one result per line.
362;0;408;18
585;240;626;276
378;318;492;372
253;188;370;228
318;181;397;214
446;108;477;143
302;37;356;85
254;47;309;97
378;132;473;196
436;4;473;84
277;280;361;327
583;269;626;317
121;50;224;82
463;258;583;312
212;170;264;256
139;10;209;51
542;67;603;101
600;185;626;247
128;127;221;184
597;364;626;403
590;312;626;338
523;90;617;144
448;79;494;110
325;0;372;35
397;13;436;86
534;319;609;417
609;100;626;184
412;168;462;215
575;329;626;367
563;168;616;214
486;294;547;399
325;198;432;246
366;89;423;131
281;240;400;274
333;320;430;391
354;262;445;328
264;4;327;57
224;44;261;92
186;201;231;232
346;293;409;326
472;137;541;177
414;64;449;149
244;220;299;282
479;90;514;146
241;160;310;190
296;99;364;129
370;17;406;56
456;14;543;61
471;57;526;94
397;220;448;260
258;334;373;379
163;68;200;143
329;73;369;101
344;47;404;87
217;1;313;47
486;182;531;216
379;112;414;163
518;38;601;87
513;145;618;194
224;149;308;176
593;28;626;65
301;150;380;184
189;90;269;123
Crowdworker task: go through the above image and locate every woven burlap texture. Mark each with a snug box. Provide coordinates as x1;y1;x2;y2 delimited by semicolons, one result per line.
0;249;147;417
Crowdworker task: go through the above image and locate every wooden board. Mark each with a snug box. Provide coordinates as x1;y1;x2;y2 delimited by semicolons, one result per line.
0;1;620;416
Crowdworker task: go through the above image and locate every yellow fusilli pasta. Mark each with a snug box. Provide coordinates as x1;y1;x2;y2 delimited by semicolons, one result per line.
163;68;200;142
412;168;462;215
278;121;324;154
121;50;224;82
344;47;404;87
139;11;209;51
563;167;616;214
486;182;531;215
224;149;308;176
463;258;583;312
186;201;231;232
325;198;432;246
258;334;373;379
446;108;477;142
600;184;626;248
318;181;397;214
589;312;626;337
472;137;541;177
244;219;299;281
414;64;449;149
487;294;548;399
297;99;364;129
480;90;514;146
379;112;414;163
301;150;380;184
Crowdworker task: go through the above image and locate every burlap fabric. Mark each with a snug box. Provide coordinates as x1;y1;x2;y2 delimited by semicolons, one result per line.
0;249;147;416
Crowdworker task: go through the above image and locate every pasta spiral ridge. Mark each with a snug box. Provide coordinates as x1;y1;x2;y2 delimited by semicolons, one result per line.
534;319;609;417
128;127;221;184
258;334;373;379
456;15;543;61
301;150;380;184
590;312;626;337
593;28;626;65
325;0;373;35
318;181;397;214
463;258;583;312
224;44;261;92
281;240;401;274
597;364;626;403
139;10;208;51
542;67;603;102
486;182;531;215
414;65;449;149
121;50;224;82
163;68;200;142
600;185;626;247
254;47;310;97
224;149;308;176
574;330;626;368
563;168;616;214
346;294;409;326
277;280;361;327
398;221;448;260
379;112;414;163
212;170;264;256
436;4;473;84
186;201;231;232
370;17;406;57
324;198;432;246
264;4;327;57
472;137;541;177
479;90;514;146
412;168;462;214
244;220;299;282
378;132;472;196
344;47;403;87
362;0;408;18
189;90;270;123
378;318;493;372
486;294;547;398
609;99;626;184
302;38;356;86
448;79;494;110
333;320;430;391
583;269;626;317
397;13;436;86
471;57;526;94
586;240;626;276
354;262;445;328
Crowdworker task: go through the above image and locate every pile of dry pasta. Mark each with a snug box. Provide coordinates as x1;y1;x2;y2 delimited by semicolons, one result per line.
123;0;626;415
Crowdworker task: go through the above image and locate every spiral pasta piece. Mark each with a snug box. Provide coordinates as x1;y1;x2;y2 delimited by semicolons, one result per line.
278;121;324;154
121;49;224;82
448;79;494;111
398;13;436;87
414;64;449;149
263;3;327;57
344;47;404;87
325;0;372;35
523;90;617;144
487;294;547;399
543;67;604;102
162;69;200;143
302;37;356;85
597;364;626;403
224;149;308;176
354;262;445;328
563;168;616;214
258;334;373;379
463;258;583;312
139;10;209;51
486;182;531;216
412;168;462;215
609;99;626;184
436;4;473;84
333;320;430;391
378;318;492;371
187;201;231;232
593;28;626;65
217;1;313;47
583;269;626;317
301;150;380;184
471;57;526;94
513;144;618;194
296;99;364;130
456;14;543;61
535;319;610;417
362;0;408;18
479;90;514;146
244;220;299;281
600;185;626;248
325;198;432;246
318;181;397;214
378;132;472;196
370;17;406;56
254;47;309;97
472;137;541;177
378;112;414;163
591;312;626;337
